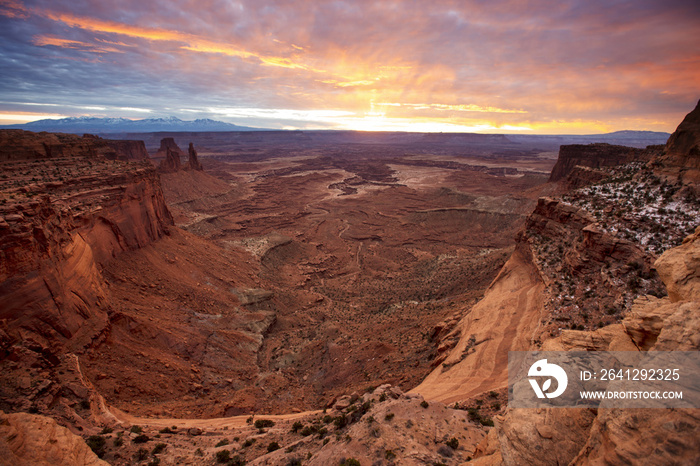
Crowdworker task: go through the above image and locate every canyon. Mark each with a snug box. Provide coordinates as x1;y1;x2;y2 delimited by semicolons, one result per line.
0;101;699;465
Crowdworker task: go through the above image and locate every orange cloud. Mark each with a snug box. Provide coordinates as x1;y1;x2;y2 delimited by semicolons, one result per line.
377;103;528;114
32;35;125;54
39;10;323;72
0;0;28;18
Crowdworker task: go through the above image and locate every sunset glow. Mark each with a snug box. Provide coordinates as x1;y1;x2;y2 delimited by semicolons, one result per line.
1;0;698;133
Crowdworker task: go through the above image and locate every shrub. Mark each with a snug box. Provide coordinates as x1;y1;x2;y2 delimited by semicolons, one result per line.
152;443;167;455
243;438;256;447
340;459;361;466
446;437;459;449
385;449;396;460
291;421;303;432
215;439;229;447
215;449;231;463
333;415;347;429
130;425;143;434
134;448;149;461
254;419;275;429
86;435;106;458
384;412;395;421
133;434;150;444
420;400;429;409
268;441;280;452
100;427;113;434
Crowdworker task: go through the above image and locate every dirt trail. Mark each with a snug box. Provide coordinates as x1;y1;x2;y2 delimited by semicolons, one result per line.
108;406;321;430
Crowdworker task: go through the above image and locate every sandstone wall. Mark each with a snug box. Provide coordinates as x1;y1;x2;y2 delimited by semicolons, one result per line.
0;130;148;162
548;143;645;182
1;162;172;352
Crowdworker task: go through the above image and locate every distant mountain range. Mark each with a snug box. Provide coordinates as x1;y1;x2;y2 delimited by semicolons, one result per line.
0;116;261;133
0;117;671;148
507;130;670;148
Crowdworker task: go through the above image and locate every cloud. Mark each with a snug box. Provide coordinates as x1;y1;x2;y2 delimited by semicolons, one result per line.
0;0;698;132
32;35;126;53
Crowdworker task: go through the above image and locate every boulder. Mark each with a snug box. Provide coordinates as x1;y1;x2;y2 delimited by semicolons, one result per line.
0;411;108;465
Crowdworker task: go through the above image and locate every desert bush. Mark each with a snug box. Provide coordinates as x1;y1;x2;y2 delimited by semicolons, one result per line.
151;443;167;455
134;448;149;461
133;434;150;444
86;435;106;458
215;449;231;463
268;441;280;452
254;419;275;429
243;438;256;447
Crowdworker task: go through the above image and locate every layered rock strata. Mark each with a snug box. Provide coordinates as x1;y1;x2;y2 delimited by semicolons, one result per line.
549;143;646;182
0;130;148;162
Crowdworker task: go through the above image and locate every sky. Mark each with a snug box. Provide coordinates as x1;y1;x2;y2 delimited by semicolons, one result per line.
0;0;698;134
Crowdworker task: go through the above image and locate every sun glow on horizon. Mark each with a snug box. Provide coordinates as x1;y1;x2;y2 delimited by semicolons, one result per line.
0;112;69;124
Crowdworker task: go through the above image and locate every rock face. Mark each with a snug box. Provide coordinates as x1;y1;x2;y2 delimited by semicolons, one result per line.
653;220;700;303
563;165;609;190
156;137;185;156
660;99;700;175
548;143;645;182
0;411;108;466
413;194;659;403
156;138;203;172
158;147;182;173
413;244;545;403
473;226;700;465
0;164;173;351
0;130;148;162
187;142;203;171
0;134;174;427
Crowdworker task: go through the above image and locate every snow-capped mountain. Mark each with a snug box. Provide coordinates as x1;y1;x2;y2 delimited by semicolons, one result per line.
1;116;260;133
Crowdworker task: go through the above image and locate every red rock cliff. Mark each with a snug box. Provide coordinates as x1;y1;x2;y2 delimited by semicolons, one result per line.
0;133;173;353
548;143;645;182
656;99;700;182
0;130;149;162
